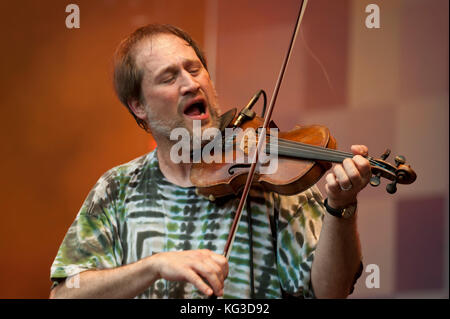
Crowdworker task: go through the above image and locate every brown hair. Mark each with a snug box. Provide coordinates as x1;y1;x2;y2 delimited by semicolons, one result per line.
113;24;208;132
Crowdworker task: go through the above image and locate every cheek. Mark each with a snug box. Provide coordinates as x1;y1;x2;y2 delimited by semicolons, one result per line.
202;80;218;103
146;91;178;110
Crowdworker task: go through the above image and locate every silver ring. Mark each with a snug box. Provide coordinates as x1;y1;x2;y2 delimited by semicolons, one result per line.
340;184;353;191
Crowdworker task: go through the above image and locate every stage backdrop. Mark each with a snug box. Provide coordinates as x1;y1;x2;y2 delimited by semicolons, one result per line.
0;0;447;298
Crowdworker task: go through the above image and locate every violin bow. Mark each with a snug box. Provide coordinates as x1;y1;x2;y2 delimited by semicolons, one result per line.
221;0;309;269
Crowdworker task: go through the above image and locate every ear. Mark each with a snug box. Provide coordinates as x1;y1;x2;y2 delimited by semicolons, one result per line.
127;98;148;121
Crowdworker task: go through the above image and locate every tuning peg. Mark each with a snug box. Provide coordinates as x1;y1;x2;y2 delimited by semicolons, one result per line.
395;155;406;167
370;174;381;187
386;181;397;194
380;149;391;160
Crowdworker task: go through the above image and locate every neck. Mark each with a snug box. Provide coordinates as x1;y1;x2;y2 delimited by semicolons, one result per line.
155;137;194;188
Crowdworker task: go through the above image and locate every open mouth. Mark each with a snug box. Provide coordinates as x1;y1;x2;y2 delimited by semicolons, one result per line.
183;99;209;120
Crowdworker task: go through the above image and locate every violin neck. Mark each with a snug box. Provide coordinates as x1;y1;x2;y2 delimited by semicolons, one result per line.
276;146;343;163
268;137;360;164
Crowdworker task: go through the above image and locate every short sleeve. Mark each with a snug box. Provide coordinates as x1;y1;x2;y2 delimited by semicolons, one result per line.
50;172;123;287
274;185;325;298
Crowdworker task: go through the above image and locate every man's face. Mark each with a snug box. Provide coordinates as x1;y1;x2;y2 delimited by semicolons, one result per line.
134;34;220;141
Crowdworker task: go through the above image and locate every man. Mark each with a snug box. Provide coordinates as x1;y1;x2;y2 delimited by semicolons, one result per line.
49;24;370;299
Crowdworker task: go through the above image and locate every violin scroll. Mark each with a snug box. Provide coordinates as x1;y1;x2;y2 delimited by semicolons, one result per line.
369;149;417;194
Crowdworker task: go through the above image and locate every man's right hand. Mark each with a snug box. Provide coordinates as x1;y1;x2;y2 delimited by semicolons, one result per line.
150;249;229;297
50;249;228;299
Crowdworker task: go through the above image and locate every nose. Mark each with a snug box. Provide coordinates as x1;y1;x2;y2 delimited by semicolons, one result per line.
179;70;200;95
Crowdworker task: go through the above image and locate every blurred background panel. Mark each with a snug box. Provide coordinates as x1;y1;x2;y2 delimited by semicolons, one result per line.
0;0;447;298
0;0;206;298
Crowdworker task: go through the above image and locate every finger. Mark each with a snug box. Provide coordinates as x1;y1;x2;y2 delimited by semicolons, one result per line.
192;261;224;296
333;164;352;191
325;172;341;194
209;253;229;279
203;258;225;285
342;158;363;188
351;145;368;157
184;269;214;296
353;155;371;184
198;250;227;282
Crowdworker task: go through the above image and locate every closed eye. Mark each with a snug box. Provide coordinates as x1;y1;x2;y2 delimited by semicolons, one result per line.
188;67;200;75
161;75;175;84
155;65;178;84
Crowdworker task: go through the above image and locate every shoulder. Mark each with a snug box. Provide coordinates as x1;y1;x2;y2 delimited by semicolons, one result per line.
96;152;152;191
109;152;154;179
83;152;155;216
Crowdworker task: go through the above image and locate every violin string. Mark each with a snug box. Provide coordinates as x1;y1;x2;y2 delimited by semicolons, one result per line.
224;132;351;158
269;139;379;166
260;135;378;165
271;143;349;163
277;139;361;160
222;131;379;166
274;137;354;158
270;134;357;157
272;143;346;162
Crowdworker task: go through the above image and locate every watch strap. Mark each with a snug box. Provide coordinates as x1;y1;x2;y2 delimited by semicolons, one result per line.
323;198;344;218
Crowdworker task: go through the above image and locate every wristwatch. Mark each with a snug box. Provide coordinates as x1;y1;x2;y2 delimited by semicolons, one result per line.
324;198;357;219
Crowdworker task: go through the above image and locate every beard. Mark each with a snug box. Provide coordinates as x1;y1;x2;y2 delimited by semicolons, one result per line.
145;99;221;146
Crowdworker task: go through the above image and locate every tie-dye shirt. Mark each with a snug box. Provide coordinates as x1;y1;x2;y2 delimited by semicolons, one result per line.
50;150;325;298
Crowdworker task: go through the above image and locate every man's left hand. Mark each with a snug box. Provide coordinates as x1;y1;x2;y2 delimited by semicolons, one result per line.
324;145;371;210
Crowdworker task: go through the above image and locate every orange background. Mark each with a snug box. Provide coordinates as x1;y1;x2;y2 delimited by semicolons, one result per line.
0;0;447;298
0;0;204;298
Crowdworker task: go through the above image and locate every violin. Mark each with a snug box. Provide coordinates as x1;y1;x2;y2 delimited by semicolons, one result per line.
190;107;417;199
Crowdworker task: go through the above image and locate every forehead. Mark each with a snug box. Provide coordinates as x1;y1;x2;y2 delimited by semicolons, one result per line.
134;34;199;75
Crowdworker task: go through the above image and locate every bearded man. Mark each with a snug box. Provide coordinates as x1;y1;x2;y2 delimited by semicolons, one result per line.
50;24;370;299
